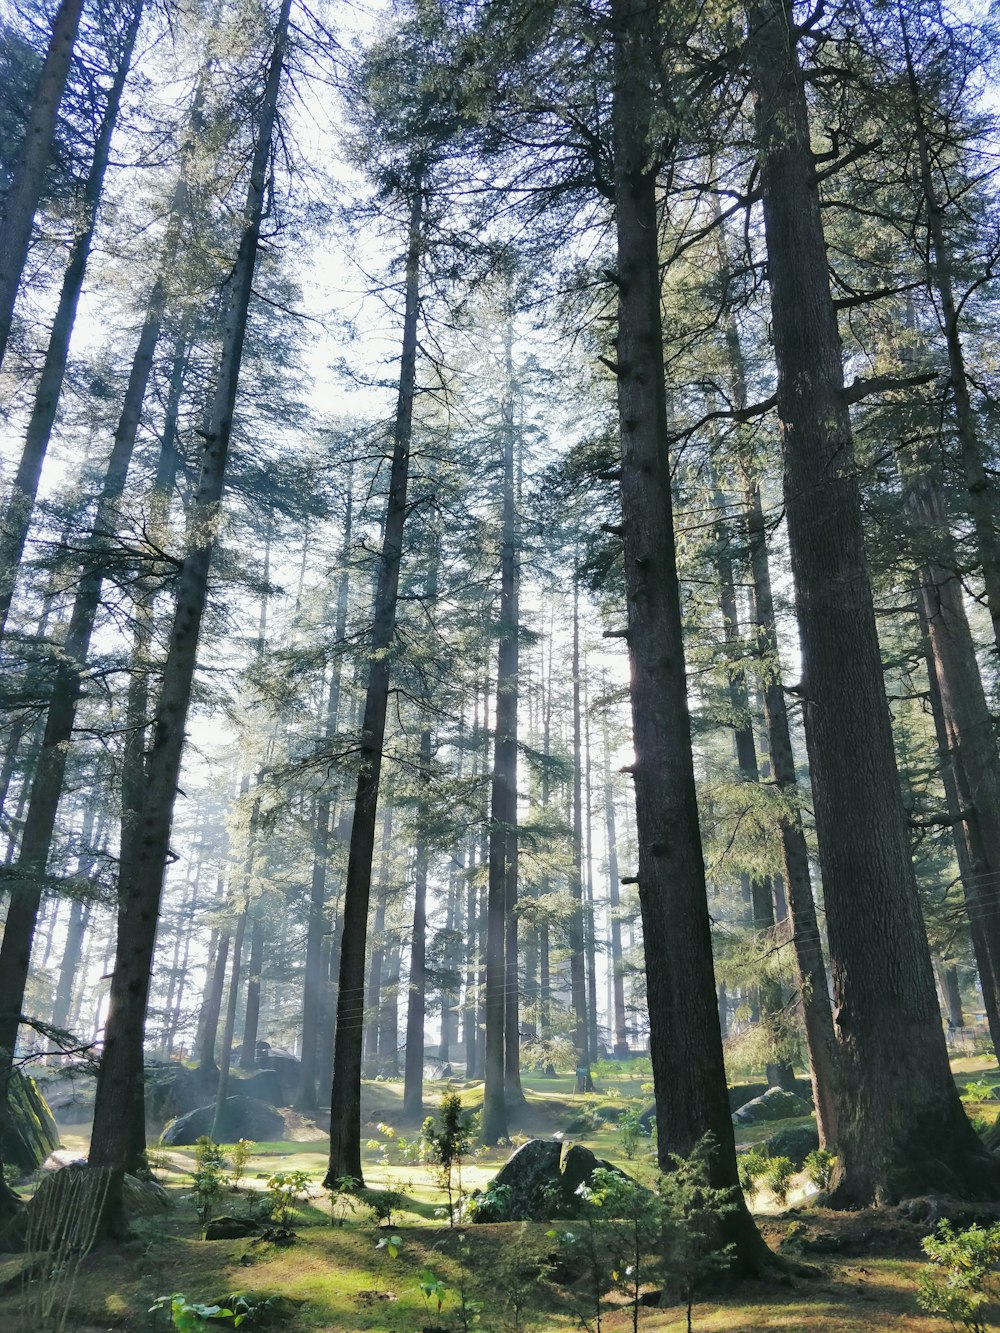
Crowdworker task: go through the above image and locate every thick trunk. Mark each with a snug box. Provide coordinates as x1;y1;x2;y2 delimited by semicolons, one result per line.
0;0;86;369
325;176;423;1187
0;6;143;638
748;0;996;1202
610;0;771;1269
87;2;289;1218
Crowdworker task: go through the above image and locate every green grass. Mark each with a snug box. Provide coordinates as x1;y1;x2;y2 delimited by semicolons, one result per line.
7;1060;994;1330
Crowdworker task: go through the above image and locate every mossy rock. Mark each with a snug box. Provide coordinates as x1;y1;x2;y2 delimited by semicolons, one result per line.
1;1071;59;1174
764;1123;820;1167
732;1087;811;1125
473;1138;632;1222
160;1096;285;1146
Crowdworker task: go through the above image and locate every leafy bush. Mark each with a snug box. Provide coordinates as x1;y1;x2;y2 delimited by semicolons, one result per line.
962;1080;995;1104
261;1170;312;1226
917;1218;1000;1332
737;1148;772;1194
617;1106;646;1160
803;1148;836;1192
763;1156;795;1205
764;1123;819;1168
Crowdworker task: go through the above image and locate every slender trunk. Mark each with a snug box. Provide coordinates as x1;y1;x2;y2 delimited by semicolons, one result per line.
744;480;840;1146
483;319;521;1139
299;486;353;1111
942;967;965;1031
198;925;230;1073
0;0;86;369
211;902;249;1140
610;0;770;1268
602;718;628;1056
748;0;995;1202
325;172;424;1186
403;531;439;1119
569;578;590;1090
900;12;1000;657
87;2;289;1220
583;678;600;1063
363;809;394;1073
0;5;143;638
239;912;264;1070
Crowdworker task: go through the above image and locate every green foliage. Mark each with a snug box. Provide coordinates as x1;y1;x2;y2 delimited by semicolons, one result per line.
616;1106;646;1160
423;1091;474;1224
763;1156;795;1205
261;1170;312;1226
917;1219;1000;1332
962;1080;994;1104
375;1231;403;1259
191;1138;226;1234
419;1268;447;1315
150;1294;238;1330
326;1174;362;1226
550;1135;738;1333
737;1147;772;1194
803;1148;837;1192
228;1139;255;1192
362;1187;404;1228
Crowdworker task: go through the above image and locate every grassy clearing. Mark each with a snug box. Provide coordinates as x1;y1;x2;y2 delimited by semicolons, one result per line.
4;1064;997;1331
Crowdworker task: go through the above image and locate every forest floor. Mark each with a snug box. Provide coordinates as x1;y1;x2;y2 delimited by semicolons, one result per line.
3;1055;1000;1332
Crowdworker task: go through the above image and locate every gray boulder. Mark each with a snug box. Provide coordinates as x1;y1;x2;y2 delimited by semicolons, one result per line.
732;1086;811;1125
473;1138;631;1222
160;1096;285;1146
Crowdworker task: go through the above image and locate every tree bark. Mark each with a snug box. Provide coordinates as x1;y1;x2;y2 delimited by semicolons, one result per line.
747;0;997;1203
483;314;521;1139
325;172;424;1187
0;0;86;369
569;576;591;1091
899;10;1000;658
86;0;289;1223
602;717;628;1056
0;3;143;639
610;0;772;1269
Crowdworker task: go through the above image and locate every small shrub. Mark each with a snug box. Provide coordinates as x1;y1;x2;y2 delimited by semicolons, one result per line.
616;1106;645;1160
917;1218;1000;1332
327;1174;361;1226
763;1155;795;1205
191;1138;226;1234
803;1148;836;1192
737;1147;771;1195
229;1139;255;1192
962;1080;994;1104
262;1170;312;1227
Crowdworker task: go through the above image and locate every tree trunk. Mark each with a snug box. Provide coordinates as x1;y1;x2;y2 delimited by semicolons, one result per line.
198;925;230;1073
325;172;424;1187
602;718;628;1056
86;0;289;1225
211;902;249;1141
899;12;1000;658
239;911;264;1070
0;4;143;639
483;316;521;1139
569;577;591;1091
747;0;997;1202
610;0;771;1269
363;809;394;1074
0;0;86;369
